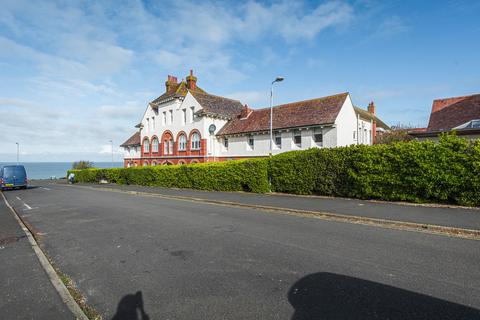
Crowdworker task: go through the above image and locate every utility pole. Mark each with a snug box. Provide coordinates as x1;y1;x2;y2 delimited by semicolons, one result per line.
109;140;114;168
16;142;19;165
269;77;284;156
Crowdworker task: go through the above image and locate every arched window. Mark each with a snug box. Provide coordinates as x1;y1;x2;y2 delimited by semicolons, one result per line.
191;132;201;150
143;161;149;166
178;160;185;165
143;138;150;153
152;138;159;153
178;134;187;151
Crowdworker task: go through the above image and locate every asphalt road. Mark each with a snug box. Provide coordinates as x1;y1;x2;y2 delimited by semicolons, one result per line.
0;195;73;319
72;181;480;231
3;182;480;319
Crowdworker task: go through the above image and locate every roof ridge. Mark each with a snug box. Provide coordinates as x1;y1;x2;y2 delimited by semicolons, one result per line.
433;93;480;102
191;90;242;103
251;92;349;111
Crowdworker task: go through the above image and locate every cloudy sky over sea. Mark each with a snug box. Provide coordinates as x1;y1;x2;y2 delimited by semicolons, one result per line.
1;0;479;161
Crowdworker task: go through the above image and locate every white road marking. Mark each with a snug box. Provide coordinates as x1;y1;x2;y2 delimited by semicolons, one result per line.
23;202;33;210
41;187;51;191
15;196;35;210
16;196;22;201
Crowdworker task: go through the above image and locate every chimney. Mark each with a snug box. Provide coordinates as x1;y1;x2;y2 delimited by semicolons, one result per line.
165;75;178;92
239;104;251;119
368;101;375;115
186;69;197;90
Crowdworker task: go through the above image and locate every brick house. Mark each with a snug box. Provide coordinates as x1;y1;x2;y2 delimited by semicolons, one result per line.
409;94;480;140
121;71;389;167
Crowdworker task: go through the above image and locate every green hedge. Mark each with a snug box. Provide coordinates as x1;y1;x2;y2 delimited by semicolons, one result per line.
68;135;480;207
269;134;480;206
68;158;270;193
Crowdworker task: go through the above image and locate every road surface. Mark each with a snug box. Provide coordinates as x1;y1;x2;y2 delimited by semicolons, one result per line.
2;181;480;319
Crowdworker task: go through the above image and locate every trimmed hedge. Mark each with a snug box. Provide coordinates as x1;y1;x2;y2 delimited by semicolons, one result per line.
68;158;270;193
68;135;480;207
269;134;480;206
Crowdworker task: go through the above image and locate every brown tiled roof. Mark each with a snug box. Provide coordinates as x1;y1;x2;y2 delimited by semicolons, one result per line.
120;132;140;147
150;81;206;105
191;91;244;119
218;93;349;136
427;94;480;131
354;107;390;130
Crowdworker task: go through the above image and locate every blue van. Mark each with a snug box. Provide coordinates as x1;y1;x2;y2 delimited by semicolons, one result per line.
0;165;28;190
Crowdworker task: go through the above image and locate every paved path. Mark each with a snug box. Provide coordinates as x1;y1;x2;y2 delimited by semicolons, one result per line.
71;181;480;230
4;182;480;319
0;194;73;319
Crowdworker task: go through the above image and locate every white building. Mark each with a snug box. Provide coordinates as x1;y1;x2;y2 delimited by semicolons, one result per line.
121;71;389;167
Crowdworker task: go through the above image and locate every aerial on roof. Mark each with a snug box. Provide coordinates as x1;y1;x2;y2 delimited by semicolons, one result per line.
120;131;140;147
427;94;480;131
218;93;349;136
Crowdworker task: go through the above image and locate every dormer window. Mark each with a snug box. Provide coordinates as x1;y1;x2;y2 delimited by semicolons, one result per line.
293;130;301;147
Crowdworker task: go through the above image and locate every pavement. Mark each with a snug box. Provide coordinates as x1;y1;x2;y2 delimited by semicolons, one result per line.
0;193;74;319
2;181;480;319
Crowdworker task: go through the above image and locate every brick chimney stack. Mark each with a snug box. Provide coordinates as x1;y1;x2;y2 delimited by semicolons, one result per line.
368;101;376;115
165;75;178;92
186;69;197;90
239;104;251;119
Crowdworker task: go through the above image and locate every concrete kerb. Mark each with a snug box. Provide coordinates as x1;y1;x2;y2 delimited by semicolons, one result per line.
0;191;89;320
70;184;480;241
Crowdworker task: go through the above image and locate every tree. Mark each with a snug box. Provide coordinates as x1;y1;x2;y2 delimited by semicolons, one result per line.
72;160;94;170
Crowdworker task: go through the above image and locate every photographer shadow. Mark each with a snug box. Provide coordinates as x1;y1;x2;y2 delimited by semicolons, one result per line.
288;272;480;320
111;291;150;320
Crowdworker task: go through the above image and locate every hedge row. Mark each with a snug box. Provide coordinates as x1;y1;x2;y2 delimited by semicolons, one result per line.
69;135;480;207
68;158;270;193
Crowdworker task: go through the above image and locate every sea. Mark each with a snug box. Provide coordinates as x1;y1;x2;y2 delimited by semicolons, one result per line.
0;162;124;180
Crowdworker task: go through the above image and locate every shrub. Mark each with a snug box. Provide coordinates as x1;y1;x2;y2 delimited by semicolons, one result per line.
72;160;94;170
68;158;270;193
68;135;480;207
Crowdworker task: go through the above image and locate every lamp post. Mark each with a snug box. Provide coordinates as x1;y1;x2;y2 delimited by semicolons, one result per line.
16;142;19;165
109;140;114;168
269;77;284;156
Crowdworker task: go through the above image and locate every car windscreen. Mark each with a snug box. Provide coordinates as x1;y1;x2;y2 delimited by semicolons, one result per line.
3;166;26;177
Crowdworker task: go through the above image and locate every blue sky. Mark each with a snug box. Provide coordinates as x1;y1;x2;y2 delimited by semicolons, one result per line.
1;0;479;161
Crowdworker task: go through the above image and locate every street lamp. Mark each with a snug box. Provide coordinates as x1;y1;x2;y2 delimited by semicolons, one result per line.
269;77;284;156
109;140;114;168
16;142;19;165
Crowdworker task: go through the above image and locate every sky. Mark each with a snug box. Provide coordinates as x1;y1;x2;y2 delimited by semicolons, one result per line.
1;0;479;162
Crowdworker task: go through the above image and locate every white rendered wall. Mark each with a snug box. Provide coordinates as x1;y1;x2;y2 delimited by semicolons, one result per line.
334;95;357;146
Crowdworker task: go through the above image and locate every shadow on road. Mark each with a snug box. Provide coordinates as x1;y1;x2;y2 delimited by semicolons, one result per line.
111;291;150;320
288;272;480;320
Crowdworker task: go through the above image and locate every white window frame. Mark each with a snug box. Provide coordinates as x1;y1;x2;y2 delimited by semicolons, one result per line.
293;130;301;148
313;128;323;146
143;139;150;153
182;109;187;125
169;110;173;124
162;111;167;125
274;131;281;149
190;106;195;122
191;132;201;150
223;137;229;150
152;138;159;152
179;134;187;151
247;134;254;150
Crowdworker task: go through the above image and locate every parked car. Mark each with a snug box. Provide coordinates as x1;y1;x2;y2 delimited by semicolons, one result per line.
0;165;28;190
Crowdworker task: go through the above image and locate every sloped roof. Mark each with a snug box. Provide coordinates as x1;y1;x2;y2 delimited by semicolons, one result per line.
149;79;242;119
218;93;349;136
150;81;206;105
191;91;244;119
427;94;480;131
354;107;390;130
120;132;140;147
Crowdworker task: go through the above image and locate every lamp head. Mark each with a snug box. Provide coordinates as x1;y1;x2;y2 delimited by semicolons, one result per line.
275;77;284;82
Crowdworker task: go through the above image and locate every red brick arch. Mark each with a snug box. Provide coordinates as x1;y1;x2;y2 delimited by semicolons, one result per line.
161;130;174;155
142;137;150;155
176;131;188;153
